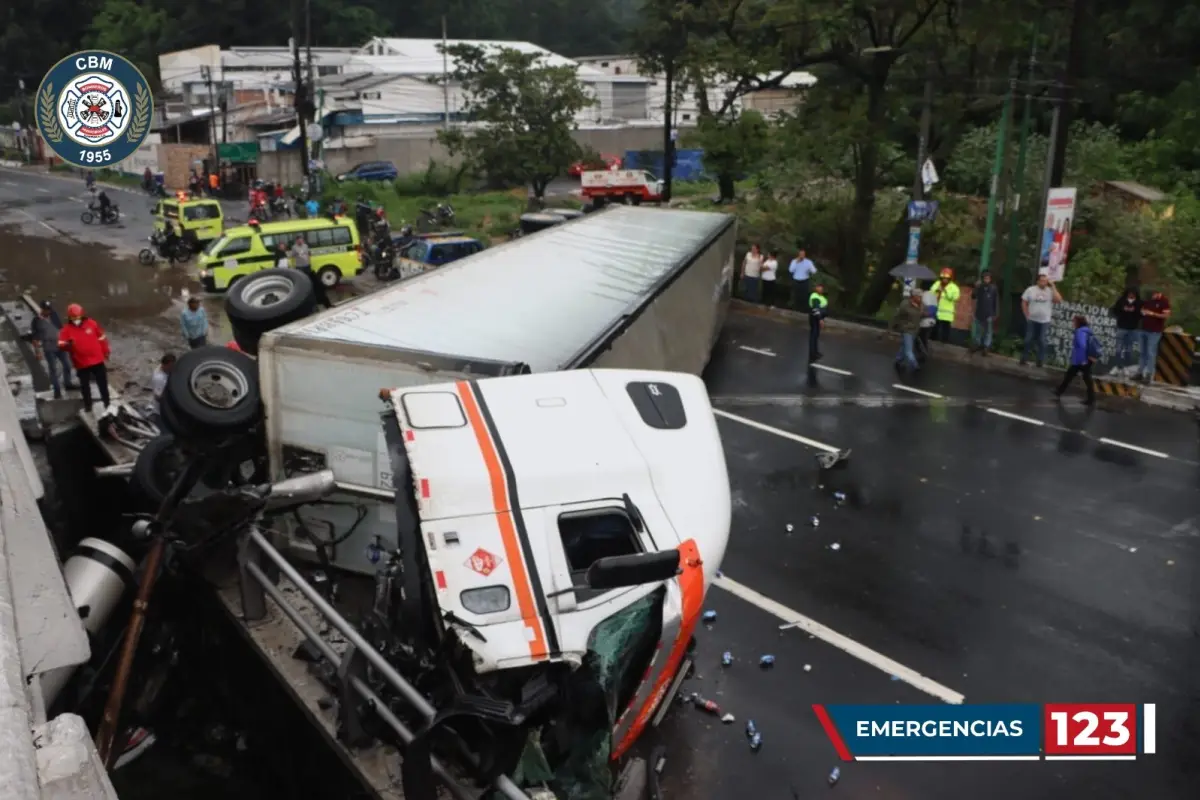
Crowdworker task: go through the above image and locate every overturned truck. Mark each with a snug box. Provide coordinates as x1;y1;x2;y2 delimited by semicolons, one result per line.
149;206;736;798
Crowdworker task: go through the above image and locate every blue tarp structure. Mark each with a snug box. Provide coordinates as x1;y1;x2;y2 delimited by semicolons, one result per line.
623;148;709;182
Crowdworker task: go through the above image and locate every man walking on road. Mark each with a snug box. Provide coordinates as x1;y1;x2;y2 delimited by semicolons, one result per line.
1111;287;1142;374
290;237;332;310
1138;289;1171;383
1020;271;1062;367
789;248;817;310
891;288;923;373
30;301;78;399
1054;314;1099;405
808;283;828;363
971;271;999;355
181;296;208;349
56;304;111;414
933;268;959;342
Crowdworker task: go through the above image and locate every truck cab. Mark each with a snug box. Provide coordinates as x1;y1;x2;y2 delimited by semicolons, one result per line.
375;367;730;792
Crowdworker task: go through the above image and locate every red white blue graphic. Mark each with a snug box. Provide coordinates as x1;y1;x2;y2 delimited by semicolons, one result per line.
813;703;1157;761
61;75;130;146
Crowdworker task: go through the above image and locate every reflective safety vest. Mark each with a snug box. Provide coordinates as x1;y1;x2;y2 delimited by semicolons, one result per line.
809;292;828;310
936;281;960;321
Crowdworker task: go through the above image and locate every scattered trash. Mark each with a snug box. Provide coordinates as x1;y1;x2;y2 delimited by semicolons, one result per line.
786;523;794;532
833;491;846;504
803;664;812;672
702;610;718;624
829;543;841;551
1033;515;1042;521
890;675;901;681
721;713;735;724
722;651;733;667
745;720;758;738
828;766;841;786
749;731;763;752
810;515;820;527
759;655;775;669
919;477;928;483
1167;560;1175;566
692;695;721;715
1129;547;1138;553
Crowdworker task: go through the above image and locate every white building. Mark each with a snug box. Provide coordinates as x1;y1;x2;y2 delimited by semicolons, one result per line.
158;38;653;129
575;55;817;122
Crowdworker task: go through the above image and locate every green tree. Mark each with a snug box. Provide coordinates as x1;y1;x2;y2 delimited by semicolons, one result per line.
684;110;769;199
84;0;169;85
437;44;594;199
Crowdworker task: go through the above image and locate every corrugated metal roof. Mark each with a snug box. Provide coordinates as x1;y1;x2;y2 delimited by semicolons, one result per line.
279;206;733;370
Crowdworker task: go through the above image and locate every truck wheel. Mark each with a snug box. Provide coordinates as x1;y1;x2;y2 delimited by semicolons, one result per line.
224;268;316;354
623;193;635;205
163;346;262;437
132;434;187;505
631;194;642;206
317;266;342;288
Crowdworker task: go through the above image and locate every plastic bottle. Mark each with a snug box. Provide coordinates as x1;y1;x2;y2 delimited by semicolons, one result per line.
721;651;733;667
828;766;840;786
759;654;775;669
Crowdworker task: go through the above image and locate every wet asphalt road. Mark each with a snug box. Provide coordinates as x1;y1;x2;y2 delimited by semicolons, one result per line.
4;170;1198;798
654;312;1199;799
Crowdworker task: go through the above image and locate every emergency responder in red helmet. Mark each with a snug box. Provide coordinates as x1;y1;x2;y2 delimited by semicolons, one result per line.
57;304;112;413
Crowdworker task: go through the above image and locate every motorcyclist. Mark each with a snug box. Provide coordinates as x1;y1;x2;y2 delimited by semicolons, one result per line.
371;207;391;242
96;190;115;222
354;197;373;237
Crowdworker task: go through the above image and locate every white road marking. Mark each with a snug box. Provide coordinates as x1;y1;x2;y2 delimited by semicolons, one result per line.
738;345;776;356
1098;438;1168;459
716;575;965;704
16;209;59;235
713;409;840;453
2;180;16;187
892;384;943;398
36;187;49;193
811;363;852;376
986;407;1045;426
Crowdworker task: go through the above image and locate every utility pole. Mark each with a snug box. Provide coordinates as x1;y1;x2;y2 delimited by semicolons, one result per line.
978;62;1016;278
1033;89;1062;276
15;79;30;162
1050;0;1087;187
662;59;674;202
441;16;450;130
905;60;935;265
291;0;310;188
1001;36;1037;321
201;66;218;171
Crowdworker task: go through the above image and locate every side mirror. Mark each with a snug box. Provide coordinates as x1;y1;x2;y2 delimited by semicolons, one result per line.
586;550;679;591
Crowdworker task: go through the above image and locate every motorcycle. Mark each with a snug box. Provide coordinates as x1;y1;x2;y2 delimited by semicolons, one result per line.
367;239;397;281
81;203;120;225
268;195;291;219
138;230;191;265
416;202;455;232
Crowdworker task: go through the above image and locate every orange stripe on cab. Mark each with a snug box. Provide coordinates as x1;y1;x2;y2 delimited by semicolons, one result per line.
455;381;548;660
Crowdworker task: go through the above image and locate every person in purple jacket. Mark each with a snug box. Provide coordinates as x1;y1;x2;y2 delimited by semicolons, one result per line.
1054;314;1099;405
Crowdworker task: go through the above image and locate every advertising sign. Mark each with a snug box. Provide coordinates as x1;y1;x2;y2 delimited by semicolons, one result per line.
1039;188;1077;282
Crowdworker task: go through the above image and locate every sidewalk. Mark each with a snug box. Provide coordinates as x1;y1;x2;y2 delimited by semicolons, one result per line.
731;299;1198;414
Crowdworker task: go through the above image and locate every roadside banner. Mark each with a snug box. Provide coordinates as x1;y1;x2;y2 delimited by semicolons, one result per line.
1039;187;1077;282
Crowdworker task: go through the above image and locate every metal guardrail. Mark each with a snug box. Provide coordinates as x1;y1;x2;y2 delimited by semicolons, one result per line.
236;526;531;800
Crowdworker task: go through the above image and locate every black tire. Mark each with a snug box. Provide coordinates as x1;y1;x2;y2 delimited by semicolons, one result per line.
132;434;187;505
163;346;262;437
316;265;341;288
223;268;316;354
138;248;155;265
81;211;94;224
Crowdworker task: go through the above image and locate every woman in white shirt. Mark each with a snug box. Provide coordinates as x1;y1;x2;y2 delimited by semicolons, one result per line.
760;250;778;305
741;244;764;302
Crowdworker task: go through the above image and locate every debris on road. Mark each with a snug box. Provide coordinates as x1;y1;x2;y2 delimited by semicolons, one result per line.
759;655;775;669
749;731;762;752
803;664;812;672
691;694;721;715
702;610;718;624
829;543;841;551
810;515;820;527
722;651;733;667
786;523;795;532
721;713;735;724
745;720;758;738
833;491;846;504
1167;560;1175;566
828;766;841;786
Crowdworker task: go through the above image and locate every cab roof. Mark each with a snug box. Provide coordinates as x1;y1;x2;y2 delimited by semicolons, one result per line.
225;216;354;238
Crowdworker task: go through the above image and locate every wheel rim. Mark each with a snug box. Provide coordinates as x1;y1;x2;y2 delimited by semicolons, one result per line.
320;269;339;287
238;274;295;307
188;359;250;410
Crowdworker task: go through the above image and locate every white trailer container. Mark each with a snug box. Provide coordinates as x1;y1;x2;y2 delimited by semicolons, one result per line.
258;205;736;573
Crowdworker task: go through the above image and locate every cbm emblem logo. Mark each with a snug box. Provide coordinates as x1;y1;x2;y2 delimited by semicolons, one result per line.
37;51;153;169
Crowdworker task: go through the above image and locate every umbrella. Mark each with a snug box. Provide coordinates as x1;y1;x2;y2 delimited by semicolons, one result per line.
889;262;936;280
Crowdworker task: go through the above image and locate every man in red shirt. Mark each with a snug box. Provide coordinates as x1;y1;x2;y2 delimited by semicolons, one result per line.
1138;289;1171;383
57;303;112;413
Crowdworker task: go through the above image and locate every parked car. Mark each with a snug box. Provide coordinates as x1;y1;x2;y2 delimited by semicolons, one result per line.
569;153;621;177
335;161;399;182
391;232;484;279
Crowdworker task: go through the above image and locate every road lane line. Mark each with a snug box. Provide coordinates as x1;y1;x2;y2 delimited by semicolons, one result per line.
713;409;840;453
15;209;59;235
986;407;1044;426
36;187;49;193
2;180;16;187
1098;438;1168;459
738;345;776;356
892;384;943;398
715;575;965;704
811;363;852;375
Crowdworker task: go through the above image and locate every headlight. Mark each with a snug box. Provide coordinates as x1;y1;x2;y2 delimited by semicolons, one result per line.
460;585;510;615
